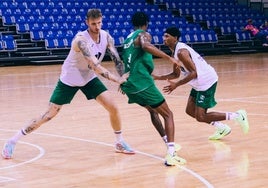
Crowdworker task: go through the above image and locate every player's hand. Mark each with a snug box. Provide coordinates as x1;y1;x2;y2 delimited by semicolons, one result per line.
163;80;177;94
118;86;125;95
169;57;180;66
121;72;129;81
117;72;129;85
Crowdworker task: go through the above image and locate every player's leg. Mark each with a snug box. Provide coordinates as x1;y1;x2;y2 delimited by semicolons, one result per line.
96;90;122;132
153;101;174;142
96;90;135;154
193;82;248;139
153;101;186;166
85;78;134;154
2;80;76;159
2;103;62;159
144;106;166;137
185;95;196;119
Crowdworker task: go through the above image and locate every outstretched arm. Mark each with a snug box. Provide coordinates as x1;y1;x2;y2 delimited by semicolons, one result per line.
137;31;179;66
72;35;125;84
163;48;197;94
152;63;181;80
106;33;125;76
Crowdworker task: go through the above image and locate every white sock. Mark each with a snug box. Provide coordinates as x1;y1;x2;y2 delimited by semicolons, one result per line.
167;142;175;155
114;131;123;142
226;112;239;120
211;121;226;129
9;129;25;143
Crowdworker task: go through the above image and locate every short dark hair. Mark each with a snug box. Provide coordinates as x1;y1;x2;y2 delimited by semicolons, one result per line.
165;27;181;38
86;9;102;19
131;12;149;27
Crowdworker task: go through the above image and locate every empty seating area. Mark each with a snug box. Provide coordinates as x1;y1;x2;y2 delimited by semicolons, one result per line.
157;0;267;44
0;0;267;65
0;34;17;57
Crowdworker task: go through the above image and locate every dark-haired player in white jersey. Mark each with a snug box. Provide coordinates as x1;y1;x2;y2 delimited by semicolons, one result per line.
2;9;134;159
153;27;249;140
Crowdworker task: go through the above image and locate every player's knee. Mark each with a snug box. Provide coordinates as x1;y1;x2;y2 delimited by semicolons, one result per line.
195;114;206;122
108;104;119;115
185;108;191;116
43;105;61;120
163;110;174;120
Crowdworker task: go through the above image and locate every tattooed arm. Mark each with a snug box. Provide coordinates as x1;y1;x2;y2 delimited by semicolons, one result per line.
106;33;125;76
72;35;126;84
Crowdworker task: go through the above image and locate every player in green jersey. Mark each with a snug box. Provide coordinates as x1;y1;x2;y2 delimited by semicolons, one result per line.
120;12;186;166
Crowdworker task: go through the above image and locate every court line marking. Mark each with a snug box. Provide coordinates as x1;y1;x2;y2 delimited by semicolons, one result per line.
0;176;16;183
0;139;45;170
0;139;45;183
0;129;214;188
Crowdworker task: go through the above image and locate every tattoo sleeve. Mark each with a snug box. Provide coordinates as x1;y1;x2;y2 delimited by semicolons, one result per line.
107;48;124;76
76;38;122;84
77;40;100;69
107;34;125;76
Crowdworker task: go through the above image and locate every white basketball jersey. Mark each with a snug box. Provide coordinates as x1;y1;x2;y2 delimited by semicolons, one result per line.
60;30;109;86
174;42;218;91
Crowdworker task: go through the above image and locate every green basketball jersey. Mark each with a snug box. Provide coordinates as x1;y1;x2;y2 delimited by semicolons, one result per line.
121;30;155;94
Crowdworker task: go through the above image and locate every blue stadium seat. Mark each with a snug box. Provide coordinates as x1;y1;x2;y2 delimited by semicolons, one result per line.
2;35;17;51
0;41;4;51
152;35;164;45
235;30;253;45
45;32;57;50
2;15;16;26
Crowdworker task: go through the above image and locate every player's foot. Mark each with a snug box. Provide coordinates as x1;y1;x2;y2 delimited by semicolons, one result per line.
175;143;181;152
165;152;186;166
2;141;16;159
209;124;231;140
115;140;135;154
235;109;249;134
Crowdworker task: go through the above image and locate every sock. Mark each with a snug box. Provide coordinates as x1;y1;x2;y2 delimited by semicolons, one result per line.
226;112;239;120
9;129;25;143
167;142;175;155
114;130;123;142
162;135;168;143
211;121;226;129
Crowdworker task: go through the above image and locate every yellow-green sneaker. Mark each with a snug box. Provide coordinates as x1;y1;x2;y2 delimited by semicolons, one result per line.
209;125;231;140
164;152;186;166
175;143;182;152
235;109;249;134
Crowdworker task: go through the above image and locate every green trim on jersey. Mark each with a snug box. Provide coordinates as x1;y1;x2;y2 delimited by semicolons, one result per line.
121;29;155;94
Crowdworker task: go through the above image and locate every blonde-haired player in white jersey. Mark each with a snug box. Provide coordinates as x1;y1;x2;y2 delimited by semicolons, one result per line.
2;9;134;159
153;27;249;140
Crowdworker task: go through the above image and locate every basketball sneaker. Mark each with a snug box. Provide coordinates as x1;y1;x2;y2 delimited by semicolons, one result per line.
2;141;16;159
115;141;135;154
165;152;186;166
174;143;181;151
235;109;249;134
209;124;231;140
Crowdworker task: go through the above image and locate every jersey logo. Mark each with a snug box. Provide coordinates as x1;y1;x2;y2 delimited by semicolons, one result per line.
95;52;102;60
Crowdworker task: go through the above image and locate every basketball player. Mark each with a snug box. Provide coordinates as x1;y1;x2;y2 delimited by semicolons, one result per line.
152;26;249;140
120;12;186;166
2;9;135;159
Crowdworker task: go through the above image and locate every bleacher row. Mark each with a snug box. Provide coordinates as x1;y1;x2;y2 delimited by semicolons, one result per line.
0;0;267;56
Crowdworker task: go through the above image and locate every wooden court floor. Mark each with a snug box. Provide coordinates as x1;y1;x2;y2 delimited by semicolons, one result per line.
0;53;267;188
